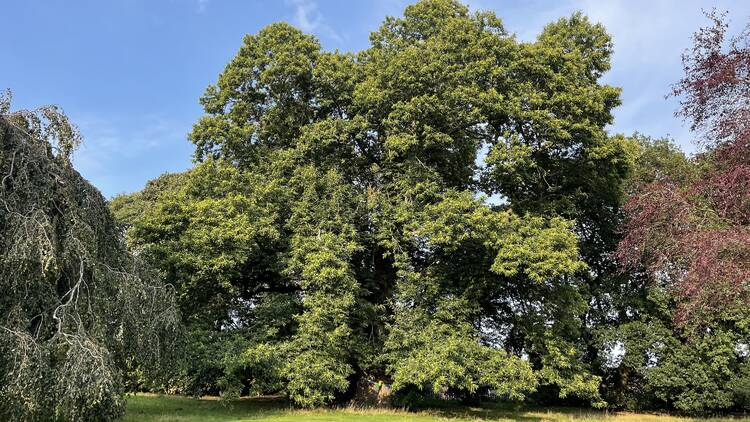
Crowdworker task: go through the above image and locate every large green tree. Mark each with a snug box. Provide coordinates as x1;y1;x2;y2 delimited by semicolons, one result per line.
118;0;631;407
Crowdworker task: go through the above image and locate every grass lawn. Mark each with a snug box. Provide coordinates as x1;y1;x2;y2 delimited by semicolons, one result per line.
122;394;750;422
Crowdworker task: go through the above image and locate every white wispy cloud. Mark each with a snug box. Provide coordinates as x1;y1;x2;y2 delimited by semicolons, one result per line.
572;0;750;150
285;0;345;44
197;0;210;13
468;0;749;151
71;113;192;197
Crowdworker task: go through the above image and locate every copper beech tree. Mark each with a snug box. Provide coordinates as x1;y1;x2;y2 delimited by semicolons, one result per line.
618;12;750;327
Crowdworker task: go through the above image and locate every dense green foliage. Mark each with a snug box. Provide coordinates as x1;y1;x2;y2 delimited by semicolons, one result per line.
113;0;632;409
0;93;180;421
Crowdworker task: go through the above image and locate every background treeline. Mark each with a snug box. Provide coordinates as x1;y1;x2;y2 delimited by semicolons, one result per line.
3;0;750;420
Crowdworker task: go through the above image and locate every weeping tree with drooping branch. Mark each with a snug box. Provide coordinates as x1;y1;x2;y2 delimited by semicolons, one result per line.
0;91;181;422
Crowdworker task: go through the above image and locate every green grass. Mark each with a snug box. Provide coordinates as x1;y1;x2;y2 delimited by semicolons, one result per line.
122;394;750;422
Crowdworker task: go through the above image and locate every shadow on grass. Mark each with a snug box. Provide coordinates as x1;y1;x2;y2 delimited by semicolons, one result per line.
123;394;291;421
124;394;750;421
420;400;750;421
412;399;610;421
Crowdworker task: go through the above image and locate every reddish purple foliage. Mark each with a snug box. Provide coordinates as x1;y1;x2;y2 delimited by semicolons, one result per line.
618;11;750;327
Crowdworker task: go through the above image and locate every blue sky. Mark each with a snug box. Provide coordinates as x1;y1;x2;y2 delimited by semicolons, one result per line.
3;0;750;198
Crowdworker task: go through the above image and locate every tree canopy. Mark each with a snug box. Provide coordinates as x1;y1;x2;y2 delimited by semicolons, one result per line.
116;0;632;408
